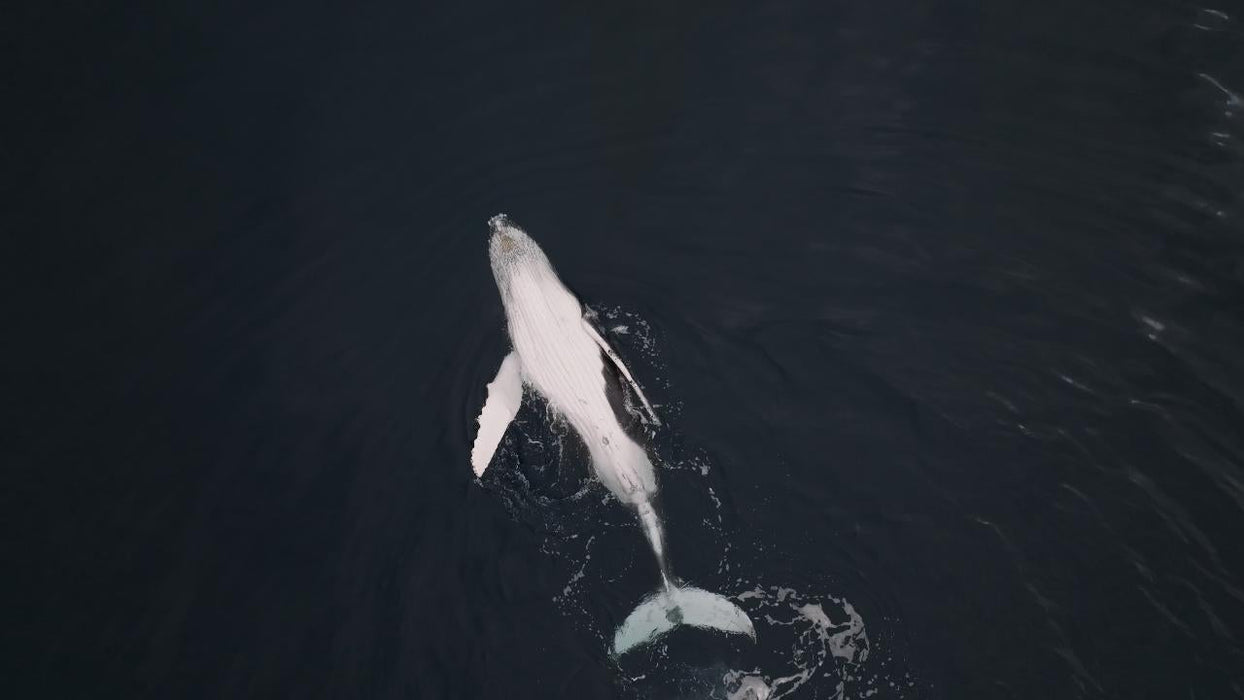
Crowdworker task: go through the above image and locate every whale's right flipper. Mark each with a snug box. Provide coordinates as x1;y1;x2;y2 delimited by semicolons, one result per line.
612;585;756;656
581;317;660;427
471;351;523;477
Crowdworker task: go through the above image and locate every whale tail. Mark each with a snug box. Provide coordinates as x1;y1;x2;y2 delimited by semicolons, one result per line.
612;585;756;656
615;501;755;655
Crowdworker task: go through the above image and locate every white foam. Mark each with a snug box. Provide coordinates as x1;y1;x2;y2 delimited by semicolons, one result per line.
722;584;873;699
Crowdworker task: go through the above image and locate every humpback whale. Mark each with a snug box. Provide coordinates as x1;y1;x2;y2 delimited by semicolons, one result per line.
470;214;756;655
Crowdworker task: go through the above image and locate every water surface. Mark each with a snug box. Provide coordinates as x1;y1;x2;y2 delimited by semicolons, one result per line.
10;1;1244;698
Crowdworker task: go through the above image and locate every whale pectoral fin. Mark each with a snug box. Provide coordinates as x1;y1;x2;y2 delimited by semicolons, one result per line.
581;317;661;427
470;351;524;478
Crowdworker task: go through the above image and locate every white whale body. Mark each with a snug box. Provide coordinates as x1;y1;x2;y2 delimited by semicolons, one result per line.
471;214;755;655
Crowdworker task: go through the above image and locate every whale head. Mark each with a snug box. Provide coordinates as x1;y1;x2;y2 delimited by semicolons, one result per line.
488;214;553;291
488;213;536;254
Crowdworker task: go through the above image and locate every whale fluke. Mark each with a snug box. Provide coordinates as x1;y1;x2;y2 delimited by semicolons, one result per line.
613;585;756;656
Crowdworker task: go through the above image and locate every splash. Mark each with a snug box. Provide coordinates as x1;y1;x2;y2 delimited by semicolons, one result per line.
722;584;870;699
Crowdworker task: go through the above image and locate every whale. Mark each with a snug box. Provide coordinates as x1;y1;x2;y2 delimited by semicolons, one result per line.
470;214;756;655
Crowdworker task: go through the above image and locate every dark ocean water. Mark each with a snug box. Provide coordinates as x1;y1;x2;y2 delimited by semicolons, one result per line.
9;1;1244;698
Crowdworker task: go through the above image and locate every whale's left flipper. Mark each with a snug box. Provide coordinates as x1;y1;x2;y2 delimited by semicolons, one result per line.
613;585;756;656
581;317;660;427
471;351;523;477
